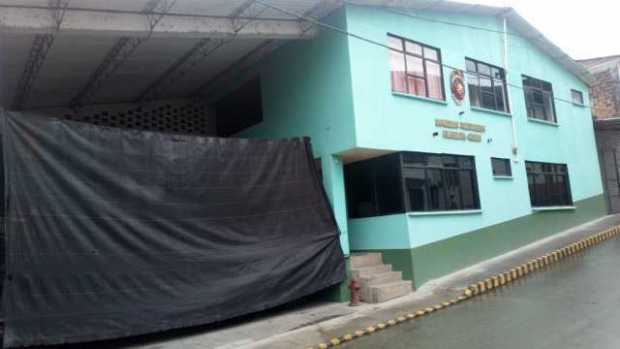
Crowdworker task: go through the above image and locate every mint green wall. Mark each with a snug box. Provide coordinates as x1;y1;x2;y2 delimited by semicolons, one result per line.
238;9;356;255
344;5;605;250
236;4;604;259
348;214;410;250
239;9;356;157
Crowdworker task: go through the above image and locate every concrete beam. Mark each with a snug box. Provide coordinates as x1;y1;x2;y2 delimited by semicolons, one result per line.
0;6;317;39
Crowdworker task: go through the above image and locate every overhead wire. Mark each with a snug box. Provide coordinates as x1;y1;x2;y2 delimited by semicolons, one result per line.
253;0;592;109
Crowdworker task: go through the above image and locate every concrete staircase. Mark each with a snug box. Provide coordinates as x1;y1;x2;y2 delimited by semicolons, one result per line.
350;253;413;303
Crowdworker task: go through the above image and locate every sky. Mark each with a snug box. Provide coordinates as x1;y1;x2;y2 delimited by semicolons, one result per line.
459;0;618;60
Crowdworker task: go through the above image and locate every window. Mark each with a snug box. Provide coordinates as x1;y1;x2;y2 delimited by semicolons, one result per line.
523;76;557;123
402;153;479;212
466;58;509;112
525;161;572;207
571;89;584;105
344;153;405;218
491;157;511;177
344;152;480;218
388;35;444;100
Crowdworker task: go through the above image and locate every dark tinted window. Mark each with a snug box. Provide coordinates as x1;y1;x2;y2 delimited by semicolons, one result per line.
525;161;572;207
466;58;509;112
402;152;480;212
491;157;511;176
345;152;480;218
344;154;404;218
523;76;556;123
215;78;263;136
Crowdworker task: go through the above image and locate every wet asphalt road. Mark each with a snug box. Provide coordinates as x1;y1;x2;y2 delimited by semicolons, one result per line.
345;236;620;349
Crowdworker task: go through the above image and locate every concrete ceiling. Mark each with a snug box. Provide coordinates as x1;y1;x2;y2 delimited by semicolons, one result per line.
0;0;590;111
0;0;341;111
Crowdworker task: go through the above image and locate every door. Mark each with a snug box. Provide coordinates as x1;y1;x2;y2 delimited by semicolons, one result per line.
601;148;620;213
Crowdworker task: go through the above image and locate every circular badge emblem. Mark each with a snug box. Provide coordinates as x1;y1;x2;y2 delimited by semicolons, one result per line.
451;70;466;105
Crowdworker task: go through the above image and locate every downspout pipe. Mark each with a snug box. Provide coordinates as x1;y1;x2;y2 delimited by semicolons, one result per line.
502;12;519;159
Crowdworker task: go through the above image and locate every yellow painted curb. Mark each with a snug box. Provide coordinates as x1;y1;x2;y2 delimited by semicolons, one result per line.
304;224;620;349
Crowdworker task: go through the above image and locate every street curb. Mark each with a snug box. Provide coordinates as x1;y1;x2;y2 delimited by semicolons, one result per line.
304;225;620;349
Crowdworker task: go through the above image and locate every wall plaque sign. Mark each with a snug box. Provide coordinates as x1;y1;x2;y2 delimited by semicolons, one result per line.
460;122;486;133
435;119;460;129
435;118;486;143
442;130;466;140
467;133;482;142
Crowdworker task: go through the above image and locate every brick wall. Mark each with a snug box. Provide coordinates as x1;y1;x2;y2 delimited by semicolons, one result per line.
589;66;620;119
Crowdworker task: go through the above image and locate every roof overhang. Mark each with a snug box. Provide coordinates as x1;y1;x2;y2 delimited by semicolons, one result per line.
0;0;592;112
0;0;343;111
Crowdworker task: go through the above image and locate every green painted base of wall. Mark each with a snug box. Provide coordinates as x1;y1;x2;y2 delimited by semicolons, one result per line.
355;195;606;289
316;258;351;302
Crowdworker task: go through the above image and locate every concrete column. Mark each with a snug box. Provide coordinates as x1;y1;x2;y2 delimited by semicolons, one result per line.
321;154;350;256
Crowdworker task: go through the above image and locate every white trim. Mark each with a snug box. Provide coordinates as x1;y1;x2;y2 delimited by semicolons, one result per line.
408;209;482;217
392;91;448;105
527;118;559;127
532;206;576;212
470;106;512;117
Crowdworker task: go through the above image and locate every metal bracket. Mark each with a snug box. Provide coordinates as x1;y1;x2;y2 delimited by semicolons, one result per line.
136;0;269;103
144;0;179;36
49;0;71;30
299;0;342;34
11;0;70;110
230;0;265;34
69;0;177;107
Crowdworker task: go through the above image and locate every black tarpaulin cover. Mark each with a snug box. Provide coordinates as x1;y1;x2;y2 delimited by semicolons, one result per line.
0;111;345;348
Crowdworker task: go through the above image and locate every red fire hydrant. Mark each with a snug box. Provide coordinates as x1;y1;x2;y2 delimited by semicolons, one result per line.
349;279;361;306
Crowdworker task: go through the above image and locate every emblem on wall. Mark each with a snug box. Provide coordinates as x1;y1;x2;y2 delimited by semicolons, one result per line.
450;70;466;105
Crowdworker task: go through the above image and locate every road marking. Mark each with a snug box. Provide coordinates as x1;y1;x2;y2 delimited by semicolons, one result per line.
304;225;620;348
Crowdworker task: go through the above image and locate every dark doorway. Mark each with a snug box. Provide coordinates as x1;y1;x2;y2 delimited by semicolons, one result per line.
215;78;263;137
599;148;620;213
595;119;620;214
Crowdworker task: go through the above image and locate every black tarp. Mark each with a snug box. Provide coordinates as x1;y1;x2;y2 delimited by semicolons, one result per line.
0;111;345;348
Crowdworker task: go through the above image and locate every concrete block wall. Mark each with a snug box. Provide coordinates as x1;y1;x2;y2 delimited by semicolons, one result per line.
28;98;217;136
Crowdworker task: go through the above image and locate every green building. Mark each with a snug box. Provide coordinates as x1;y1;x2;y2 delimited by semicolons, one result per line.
237;2;605;299
0;0;605;304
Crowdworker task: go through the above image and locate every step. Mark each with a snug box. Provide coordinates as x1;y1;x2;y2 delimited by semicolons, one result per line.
350;253;383;268
360;271;403;287
365;281;413;303
351;264;392;279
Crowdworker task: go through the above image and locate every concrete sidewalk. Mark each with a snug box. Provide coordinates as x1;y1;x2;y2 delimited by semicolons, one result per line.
124;214;620;349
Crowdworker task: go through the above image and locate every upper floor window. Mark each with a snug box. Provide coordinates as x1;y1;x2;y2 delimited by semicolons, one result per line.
571;89;584;105
388;34;444;100
466;58;509;112
525;161;572;207
523;76;557;123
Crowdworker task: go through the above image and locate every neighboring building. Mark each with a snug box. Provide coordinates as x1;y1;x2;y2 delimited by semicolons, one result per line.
239;2;605;293
579;55;620;119
580;55;620;213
